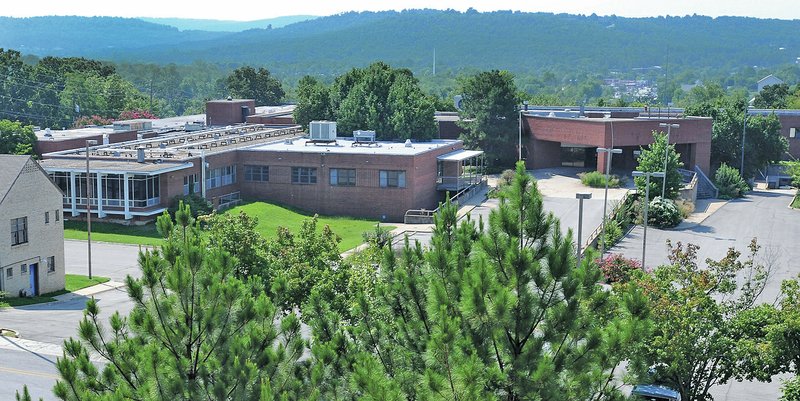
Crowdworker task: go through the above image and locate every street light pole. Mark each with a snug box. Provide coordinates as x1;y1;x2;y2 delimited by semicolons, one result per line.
597;147;622;256
658;123;679;199
576;192;592;267
632;170;665;269
518;100;528;162
85;139;98;280
741;111;748;177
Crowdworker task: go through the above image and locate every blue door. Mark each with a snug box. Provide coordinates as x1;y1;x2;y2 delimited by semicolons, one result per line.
28;263;38;296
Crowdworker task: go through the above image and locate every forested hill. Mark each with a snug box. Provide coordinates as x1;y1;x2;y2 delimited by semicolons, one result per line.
0;16;232;57
139;16;317;32
4;11;800;78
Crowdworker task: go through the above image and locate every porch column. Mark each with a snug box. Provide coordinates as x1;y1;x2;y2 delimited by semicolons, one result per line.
96;173;106;218
123;173;131;220
69;171;78;217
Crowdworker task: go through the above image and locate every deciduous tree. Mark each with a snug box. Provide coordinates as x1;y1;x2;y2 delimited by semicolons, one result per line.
634;131;684;200
457;70;519;170
225;66;285;106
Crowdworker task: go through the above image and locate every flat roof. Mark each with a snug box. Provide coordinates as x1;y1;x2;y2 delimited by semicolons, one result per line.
40;159;192;175
44;124;304;161
437;149;483;161
244;138;462;157
35;126;119;141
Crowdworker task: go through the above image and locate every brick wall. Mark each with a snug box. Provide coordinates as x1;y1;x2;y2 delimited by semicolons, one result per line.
0;159;65;296
206;100;256;126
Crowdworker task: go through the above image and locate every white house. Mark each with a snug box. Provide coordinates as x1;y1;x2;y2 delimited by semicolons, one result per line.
758;74;784;92
0;155;65;298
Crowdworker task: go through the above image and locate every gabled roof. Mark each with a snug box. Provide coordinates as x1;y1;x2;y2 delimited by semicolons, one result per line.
758;74;783;84
0;155;32;204
0;155;64;205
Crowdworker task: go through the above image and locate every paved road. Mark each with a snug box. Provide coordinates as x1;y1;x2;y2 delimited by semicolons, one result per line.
611;190;800;301
610;190;800;400
0;343;60;401
0;286;134;344
64;240;149;281
0;242;142;399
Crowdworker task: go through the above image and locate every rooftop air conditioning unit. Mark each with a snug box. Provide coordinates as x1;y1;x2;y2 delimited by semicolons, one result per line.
309;121;337;141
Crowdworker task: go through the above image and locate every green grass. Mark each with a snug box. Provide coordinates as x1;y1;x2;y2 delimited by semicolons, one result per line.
62;202;391;252
1;274;110;308
65;274;110;292
224;202;392;251
64;220;162;246
792;192;800;209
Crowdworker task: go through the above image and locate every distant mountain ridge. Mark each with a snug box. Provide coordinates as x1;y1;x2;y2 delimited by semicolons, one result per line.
2;11;800;79
139;16;317;32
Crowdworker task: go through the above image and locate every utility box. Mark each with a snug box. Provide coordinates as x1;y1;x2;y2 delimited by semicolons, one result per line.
309;121;337;141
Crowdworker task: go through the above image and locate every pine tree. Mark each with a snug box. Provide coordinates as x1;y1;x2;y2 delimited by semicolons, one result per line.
49;202;305;401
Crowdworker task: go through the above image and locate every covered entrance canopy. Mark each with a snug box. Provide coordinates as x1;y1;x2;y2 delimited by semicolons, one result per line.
436;149;484;192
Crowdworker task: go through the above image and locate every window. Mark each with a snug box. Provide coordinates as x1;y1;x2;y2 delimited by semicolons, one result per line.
20;264;27;274
47;256;55;273
11;217;27;245
45;211;50;224
183;174;200;195
791;128;797;139
55;209;60;222
292;167;317;184
244;165;269;182
207;166;236;189
379;170;406;188
5;267;11;278
330;168;356;186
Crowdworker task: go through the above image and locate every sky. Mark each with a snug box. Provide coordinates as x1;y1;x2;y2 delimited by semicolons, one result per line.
1;0;798;21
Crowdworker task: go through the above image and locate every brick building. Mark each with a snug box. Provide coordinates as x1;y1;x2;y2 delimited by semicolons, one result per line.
0;155;65;298
522;112;713;174
38;123;480;223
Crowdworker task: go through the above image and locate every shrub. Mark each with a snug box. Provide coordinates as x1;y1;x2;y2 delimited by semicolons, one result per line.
597;254;644;284
169;194;212;218
715;163;750;199
602;218;624;249
362;224;393;248
648;196;682;228
674;199;695;219
580;171;621;188
489;169;517;198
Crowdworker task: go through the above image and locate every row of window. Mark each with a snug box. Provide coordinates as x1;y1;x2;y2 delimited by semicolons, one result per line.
50;172;161;208
5;257;56;278
207;165;236;189
44;209;61;225
243;165;406;188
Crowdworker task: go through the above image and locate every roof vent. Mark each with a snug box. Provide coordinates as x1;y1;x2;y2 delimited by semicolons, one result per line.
404;139;413;148
548;112;556;117
227;96;233;101
284;138;294;144
44;128;52;137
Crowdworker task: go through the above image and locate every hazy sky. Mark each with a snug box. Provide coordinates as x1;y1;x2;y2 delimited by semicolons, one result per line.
2;0;798;21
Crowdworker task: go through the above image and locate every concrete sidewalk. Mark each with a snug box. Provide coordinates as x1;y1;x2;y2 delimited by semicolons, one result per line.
53;280;127;302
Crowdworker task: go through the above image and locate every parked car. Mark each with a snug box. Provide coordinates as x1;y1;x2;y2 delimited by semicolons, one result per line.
631;384;681;401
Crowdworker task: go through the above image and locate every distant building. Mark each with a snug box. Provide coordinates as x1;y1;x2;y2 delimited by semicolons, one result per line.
0;155;65;298
758;74;784;92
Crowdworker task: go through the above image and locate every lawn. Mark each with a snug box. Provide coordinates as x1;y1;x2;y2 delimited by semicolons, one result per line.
64;220;162;246
224;202;390;251
1;274;110;308
62;202;390;252
792;192;800;209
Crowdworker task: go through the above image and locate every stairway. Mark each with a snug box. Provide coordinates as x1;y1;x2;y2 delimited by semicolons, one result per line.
694;166;718;199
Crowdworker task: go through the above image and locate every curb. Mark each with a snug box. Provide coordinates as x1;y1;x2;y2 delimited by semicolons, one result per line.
0;328;20;338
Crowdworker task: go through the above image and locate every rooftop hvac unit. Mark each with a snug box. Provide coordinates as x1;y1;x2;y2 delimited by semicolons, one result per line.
353;130;376;143
309;121;337;141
